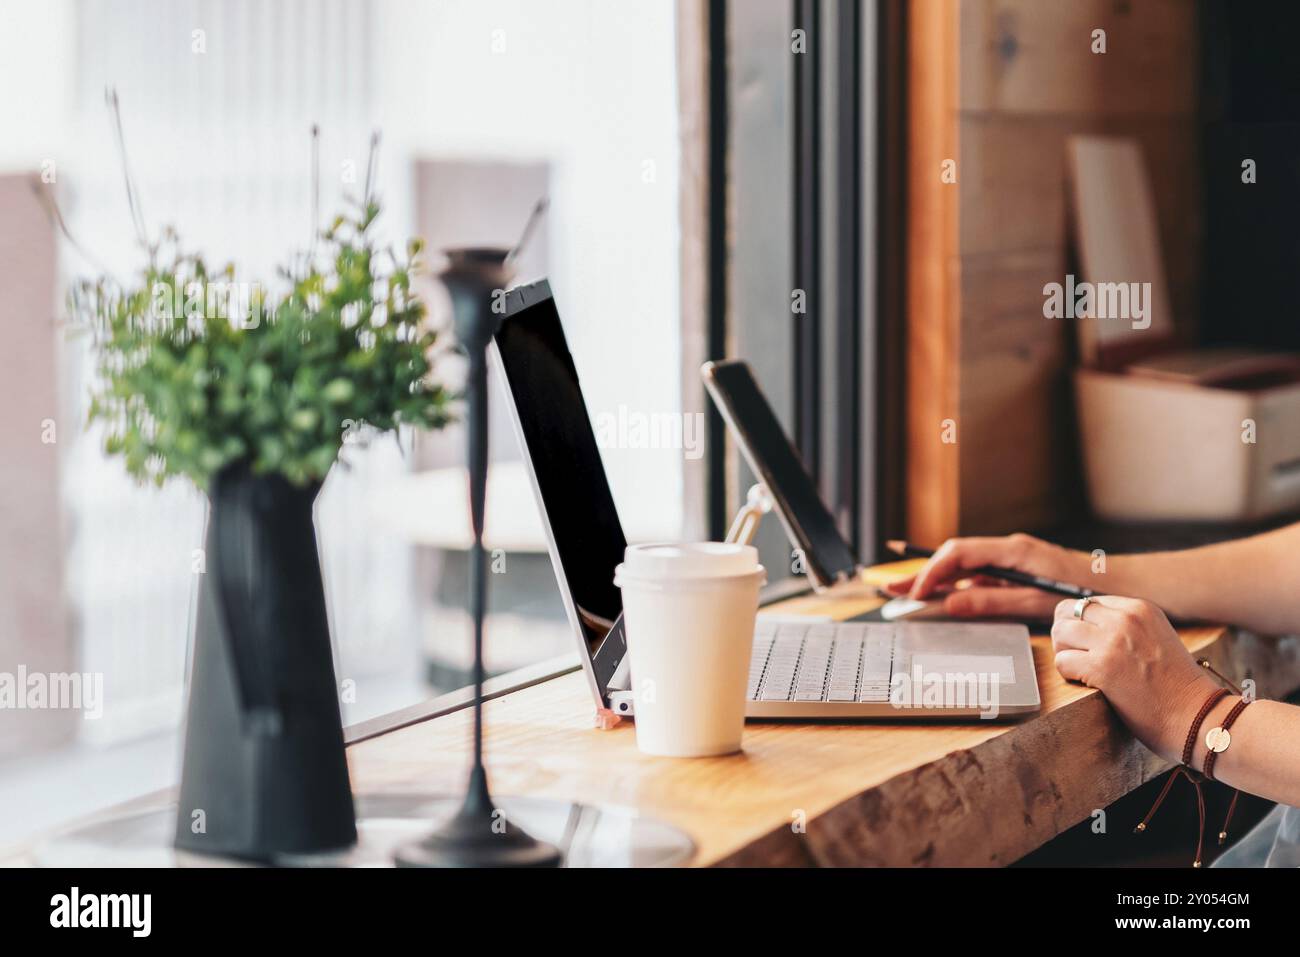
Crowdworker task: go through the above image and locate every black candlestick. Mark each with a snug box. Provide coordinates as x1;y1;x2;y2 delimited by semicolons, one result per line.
393;248;562;868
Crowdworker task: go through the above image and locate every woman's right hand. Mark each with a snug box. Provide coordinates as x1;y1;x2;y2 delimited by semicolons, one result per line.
884;533;1091;620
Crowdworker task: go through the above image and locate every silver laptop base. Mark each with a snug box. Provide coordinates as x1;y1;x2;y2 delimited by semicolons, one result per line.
605;620;1039;721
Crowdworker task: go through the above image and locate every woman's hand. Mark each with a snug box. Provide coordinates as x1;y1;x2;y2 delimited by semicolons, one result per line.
1050;595;1217;764
885;534;1090;620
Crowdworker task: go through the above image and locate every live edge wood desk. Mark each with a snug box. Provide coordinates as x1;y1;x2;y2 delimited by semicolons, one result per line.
14;564;1296;868
347;560;1300;867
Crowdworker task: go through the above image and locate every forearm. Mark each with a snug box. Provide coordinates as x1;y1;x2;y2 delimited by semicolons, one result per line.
1081;524;1300;635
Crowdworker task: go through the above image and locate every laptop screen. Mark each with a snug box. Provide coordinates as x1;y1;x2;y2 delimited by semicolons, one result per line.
492;282;627;674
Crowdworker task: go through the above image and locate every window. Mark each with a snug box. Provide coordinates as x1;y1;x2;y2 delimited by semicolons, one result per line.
718;0;878;581
0;0;682;845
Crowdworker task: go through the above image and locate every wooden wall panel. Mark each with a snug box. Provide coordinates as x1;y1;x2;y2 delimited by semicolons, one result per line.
959;247;1072;533
959;0;1197;116
961;248;1064;349
958;115;1201;272
906;0;1202;539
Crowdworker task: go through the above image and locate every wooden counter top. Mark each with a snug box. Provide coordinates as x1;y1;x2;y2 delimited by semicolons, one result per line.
9;562;1299;867
344;562;1300;866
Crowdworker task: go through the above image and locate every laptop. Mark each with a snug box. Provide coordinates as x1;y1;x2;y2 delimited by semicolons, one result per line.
491;280;1040;719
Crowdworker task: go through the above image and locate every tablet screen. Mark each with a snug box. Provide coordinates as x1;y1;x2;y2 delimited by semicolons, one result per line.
703;360;859;585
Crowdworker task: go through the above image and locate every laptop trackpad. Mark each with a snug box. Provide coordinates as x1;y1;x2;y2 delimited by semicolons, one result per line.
910;654;1016;685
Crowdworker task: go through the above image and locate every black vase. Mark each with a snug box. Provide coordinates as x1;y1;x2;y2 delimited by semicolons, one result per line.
174;463;357;861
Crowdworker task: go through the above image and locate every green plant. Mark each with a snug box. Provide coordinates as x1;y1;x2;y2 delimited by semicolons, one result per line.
51;99;454;489
71;200;452;488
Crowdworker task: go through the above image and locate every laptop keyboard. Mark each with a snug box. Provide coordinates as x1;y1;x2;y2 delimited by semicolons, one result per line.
748;620;897;703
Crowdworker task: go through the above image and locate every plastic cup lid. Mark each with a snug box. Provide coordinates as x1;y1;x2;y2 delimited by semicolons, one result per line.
617;542;760;581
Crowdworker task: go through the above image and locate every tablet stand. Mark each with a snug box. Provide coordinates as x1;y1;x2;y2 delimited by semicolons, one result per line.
725;483;774;546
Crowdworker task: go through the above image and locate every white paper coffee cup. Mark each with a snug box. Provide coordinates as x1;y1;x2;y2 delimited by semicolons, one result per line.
613;543;766;757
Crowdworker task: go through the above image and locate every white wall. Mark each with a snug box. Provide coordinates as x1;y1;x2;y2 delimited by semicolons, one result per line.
0;0;75;173
374;0;684;536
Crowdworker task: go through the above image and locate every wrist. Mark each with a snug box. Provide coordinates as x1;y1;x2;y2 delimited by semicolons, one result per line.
1105;551;1201;621
1093;551;1149;599
1157;674;1223;765
1191;693;1241;774
1047;543;1100;592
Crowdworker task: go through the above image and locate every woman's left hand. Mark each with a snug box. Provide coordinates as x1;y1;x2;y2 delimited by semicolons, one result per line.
1051;596;1219;764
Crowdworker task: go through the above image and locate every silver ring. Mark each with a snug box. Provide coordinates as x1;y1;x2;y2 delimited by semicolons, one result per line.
1072;596;1094;621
